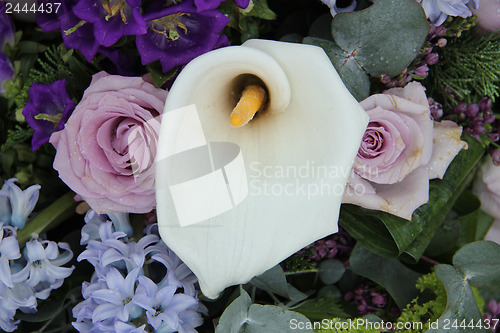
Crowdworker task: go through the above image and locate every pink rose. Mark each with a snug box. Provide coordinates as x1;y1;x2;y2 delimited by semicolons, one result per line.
472;156;500;244
50;72;167;214
343;82;467;219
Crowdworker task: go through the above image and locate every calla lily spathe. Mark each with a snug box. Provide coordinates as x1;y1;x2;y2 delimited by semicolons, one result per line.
155;39;369;298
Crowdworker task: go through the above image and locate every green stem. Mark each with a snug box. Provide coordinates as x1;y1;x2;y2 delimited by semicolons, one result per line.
17;192;78;247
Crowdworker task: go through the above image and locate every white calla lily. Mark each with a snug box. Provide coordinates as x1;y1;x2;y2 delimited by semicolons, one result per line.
155;39;369;299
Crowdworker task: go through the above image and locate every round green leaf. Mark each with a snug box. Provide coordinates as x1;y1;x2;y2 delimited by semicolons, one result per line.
318;259;345;285
331;0;429;77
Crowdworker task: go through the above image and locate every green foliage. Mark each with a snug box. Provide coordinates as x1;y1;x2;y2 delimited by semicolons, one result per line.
219;0;276;44
215;288;313;332
1;125;33;150
303;0;428;101
282;247;316;272
350;244;421;309
426;28;500;105
294;293;350;322
396;272;447;332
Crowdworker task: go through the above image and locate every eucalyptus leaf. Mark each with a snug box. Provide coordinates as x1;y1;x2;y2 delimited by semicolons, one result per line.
330;0;428;77
249;265;288;298
246;304;313;333
350;243;420;309
215;287;252;333
215;288;312;332
318;259;345;285
427;265;487;333
303;37;370;100
452;241;500;293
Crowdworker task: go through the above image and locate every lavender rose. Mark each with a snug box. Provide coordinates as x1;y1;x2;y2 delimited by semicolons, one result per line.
50;72;167;214
343;82;467;219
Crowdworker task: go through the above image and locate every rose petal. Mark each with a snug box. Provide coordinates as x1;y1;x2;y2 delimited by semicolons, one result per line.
343;167;430;220
427;120;467;179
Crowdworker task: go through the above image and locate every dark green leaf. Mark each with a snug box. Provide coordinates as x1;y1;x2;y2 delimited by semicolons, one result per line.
428;265;487;333
318;259;345;285
239;16;261;42
425;212;460;257
147;62;177;88
331;0;429;77
243;0;276;20
249;265;307;302
308;14;334;42
350;243;420;308
293;292;349;321
303;37;370;100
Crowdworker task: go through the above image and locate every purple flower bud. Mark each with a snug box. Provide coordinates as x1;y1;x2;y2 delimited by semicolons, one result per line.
464;127;472;134
380;74;391;84
435;25;447;36
454;102;467;114
491;150;500;165
415;64;429;77
437;38;447;48
488;133;499;141
466;103;480;118
473;118;485;133
479;97;493;112
371;294;386;307
484;111;496;124
472;134;481;141
429;24;436;35
425;53;439;65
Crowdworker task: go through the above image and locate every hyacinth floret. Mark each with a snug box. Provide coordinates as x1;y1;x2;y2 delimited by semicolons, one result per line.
74;216;203;332
0;222;74;332
417;0;480;25
0;179;41;229
21;239;75;299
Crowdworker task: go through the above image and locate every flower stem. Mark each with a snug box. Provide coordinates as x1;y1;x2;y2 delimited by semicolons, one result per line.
16;192;78;247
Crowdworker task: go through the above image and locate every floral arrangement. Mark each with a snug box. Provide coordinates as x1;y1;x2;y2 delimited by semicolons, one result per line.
1;0;500;332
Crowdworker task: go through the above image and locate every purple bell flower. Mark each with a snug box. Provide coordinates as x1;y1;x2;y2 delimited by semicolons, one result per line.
194;0;250;11
22;79;75;151
0;52;14;94
136;0;230;73
72;0;147;47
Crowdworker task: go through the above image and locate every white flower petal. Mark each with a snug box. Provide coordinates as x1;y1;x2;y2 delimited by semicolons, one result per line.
156;39;368;298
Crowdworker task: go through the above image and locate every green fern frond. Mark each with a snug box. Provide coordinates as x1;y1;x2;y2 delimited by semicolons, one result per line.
426;28;500;105
1;125;34;151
